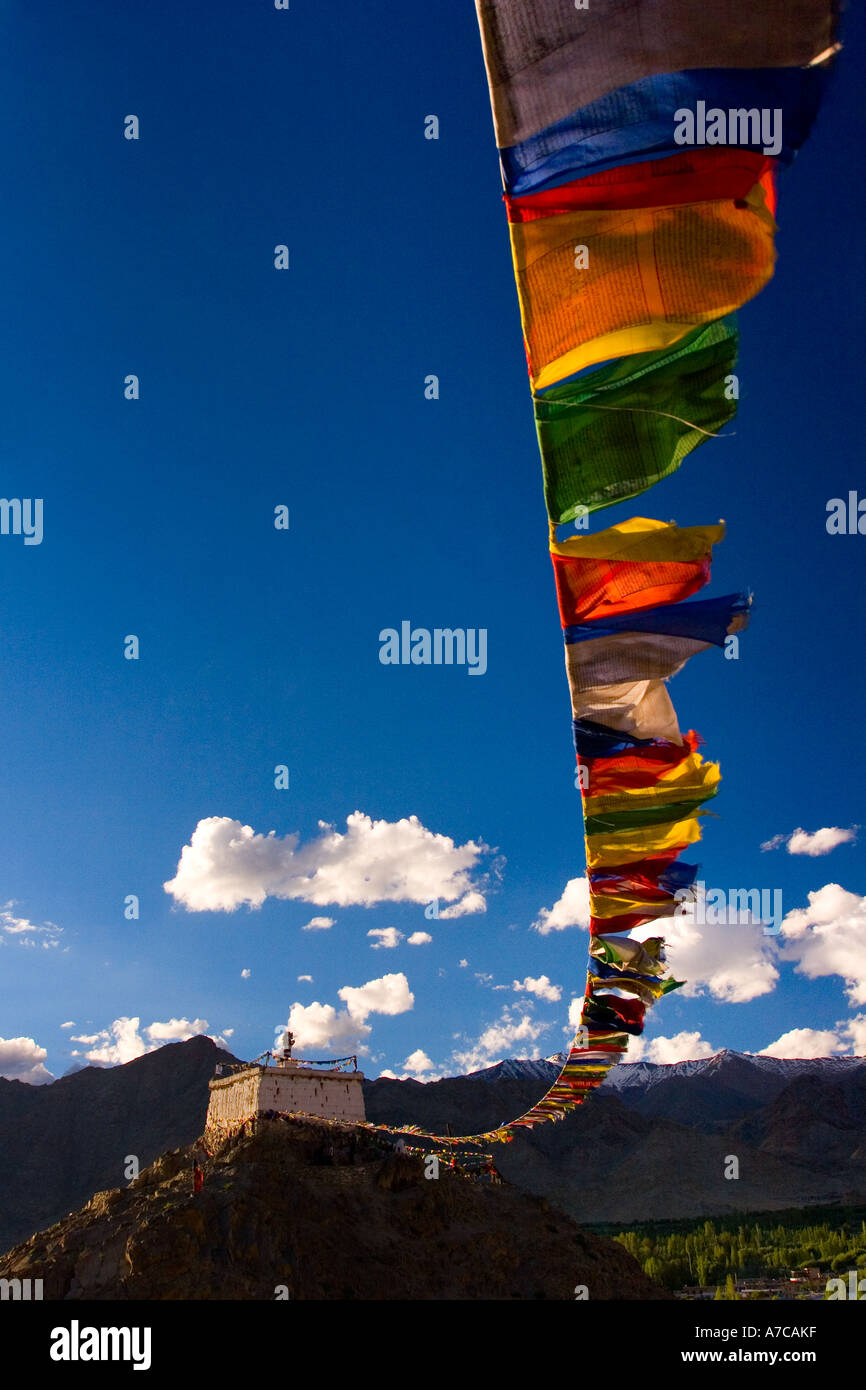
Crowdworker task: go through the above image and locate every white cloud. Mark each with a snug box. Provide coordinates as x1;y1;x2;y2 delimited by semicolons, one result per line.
379;1048;445;1082
297;974;313;982
241;968;251;978
439;890;487;919
71;1016;227;1066
73;1017;149;1065
533;877;590;935
760;834;787;852
624;1031;717;1064
513;974;562;1003
60;1021;75;1029
759;1027;847;1059
407;931;432;945
458;959;468;968
367;928;403;950
301;916;335;932
565;997;584;1031
338;973;414;1022
1;904;63;949
788;826;857;856
780;884;866;1005
281;974;414;1056
451;1008;547;1074
145;1018;210;1043
762;826;857;856
654;907;779;1004
0;1036;54;1084
404;1048;435;1073
284;1002;367;1053
164;812;490;914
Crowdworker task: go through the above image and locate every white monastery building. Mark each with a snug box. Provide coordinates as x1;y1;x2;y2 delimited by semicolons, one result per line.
205;1031;366;1131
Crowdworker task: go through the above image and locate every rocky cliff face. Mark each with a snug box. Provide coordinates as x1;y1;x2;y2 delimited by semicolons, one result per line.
0;1118;667;1300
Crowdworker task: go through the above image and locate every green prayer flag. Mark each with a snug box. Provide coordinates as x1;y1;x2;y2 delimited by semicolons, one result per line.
536;315;739;523
584;792;717;837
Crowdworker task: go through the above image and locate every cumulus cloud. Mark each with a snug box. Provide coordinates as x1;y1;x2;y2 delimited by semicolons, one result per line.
407;931;432;946
439;890;487;919
281;974;414;1055
145;1017;210;1043
533;877;590;935
761;826;857;856
367;928;403;950
758;1027;848;1059
653;906;779;1003
283;1002;365;1053
404;1048;435;1073
458;959;468;968
780;884;866;1005
297;974;313;982
241;969;251;979
71;1016;228;1066
451;1007;547;1074
339;973;414;1021
513;974;562;1002
565;997;584;1031
60;1021;75;1029
301;917;335;932
0;1036;54;1084
379;1048;444;1082
164;812;490;915
625;1031;717;1064
845;1014;866;1053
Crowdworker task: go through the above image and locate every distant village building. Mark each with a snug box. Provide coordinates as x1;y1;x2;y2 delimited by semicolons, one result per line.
205;1030;366;1135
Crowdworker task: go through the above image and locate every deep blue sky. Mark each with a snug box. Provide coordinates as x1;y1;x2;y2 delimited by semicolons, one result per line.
1;0;864;1083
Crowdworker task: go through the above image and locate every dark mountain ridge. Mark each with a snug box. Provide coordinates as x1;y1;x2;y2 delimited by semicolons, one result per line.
2;1041;866;1252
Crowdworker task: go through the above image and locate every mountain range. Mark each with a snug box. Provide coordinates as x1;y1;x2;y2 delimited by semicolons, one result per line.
2;1040;865;1255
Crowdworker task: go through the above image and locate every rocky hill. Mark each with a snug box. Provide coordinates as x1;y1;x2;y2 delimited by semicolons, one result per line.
0;1117;666;1300
3;1040;866;1255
